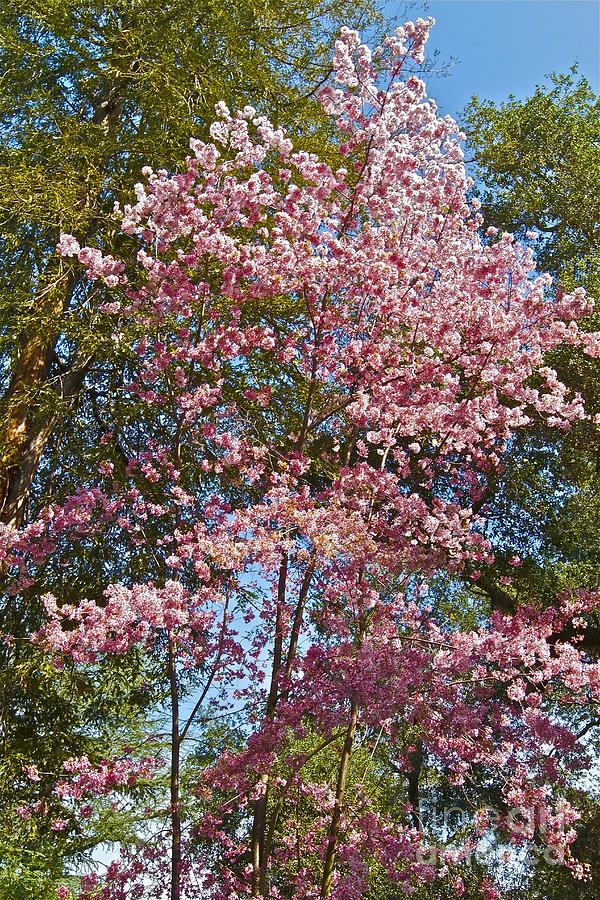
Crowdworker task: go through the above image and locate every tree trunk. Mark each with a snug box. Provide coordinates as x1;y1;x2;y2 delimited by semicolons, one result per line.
0;75;128;530
283;562;314;682
0;270;81;528
320;699;359;899
407;740;424;831
251;553;288;897
168;636;182;900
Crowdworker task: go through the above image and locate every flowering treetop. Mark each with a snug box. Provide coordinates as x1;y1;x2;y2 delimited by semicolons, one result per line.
7;16;600;900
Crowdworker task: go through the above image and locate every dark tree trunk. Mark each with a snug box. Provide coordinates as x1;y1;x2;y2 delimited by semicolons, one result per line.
320;700;359;899
168;636;182;900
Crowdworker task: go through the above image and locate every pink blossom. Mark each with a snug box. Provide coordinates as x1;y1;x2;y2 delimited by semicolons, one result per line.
56;233;81;257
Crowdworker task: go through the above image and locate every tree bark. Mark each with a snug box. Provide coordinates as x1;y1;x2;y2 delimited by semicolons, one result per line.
168;636;182;900
284;561;314;682
320;699;359;899
251;553;288;897
407;740;424;832
0;270;85;528
0;70;130;529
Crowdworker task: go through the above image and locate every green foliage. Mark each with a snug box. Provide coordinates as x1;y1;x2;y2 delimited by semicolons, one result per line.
460;71;600;592
464;70;600;299
0;0;384;329
461;70;600;900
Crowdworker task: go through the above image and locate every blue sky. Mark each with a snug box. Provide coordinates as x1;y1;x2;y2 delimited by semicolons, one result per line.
385;0;599;120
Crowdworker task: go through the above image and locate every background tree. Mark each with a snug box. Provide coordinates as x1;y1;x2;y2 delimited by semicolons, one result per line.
461;71;600;899
461;73;600;635
463;71;600;298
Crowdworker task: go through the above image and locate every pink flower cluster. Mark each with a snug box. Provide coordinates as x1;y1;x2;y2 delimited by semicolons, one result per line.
56;754;164;799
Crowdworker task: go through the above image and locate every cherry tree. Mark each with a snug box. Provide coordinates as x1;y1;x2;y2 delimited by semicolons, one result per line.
6;17;600;900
